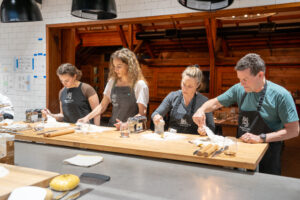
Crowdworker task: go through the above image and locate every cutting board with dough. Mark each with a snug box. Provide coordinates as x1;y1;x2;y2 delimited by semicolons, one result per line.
0;163;58;200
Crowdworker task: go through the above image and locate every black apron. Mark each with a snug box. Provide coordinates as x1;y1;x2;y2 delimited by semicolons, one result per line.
60;83;93;124
168;92;198;134
109;84;139;126
237;82;282;175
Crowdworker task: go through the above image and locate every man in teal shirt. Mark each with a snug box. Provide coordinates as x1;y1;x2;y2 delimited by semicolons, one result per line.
193;53;299;175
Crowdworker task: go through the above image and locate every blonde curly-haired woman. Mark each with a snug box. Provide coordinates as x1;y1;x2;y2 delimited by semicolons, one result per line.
78;48;149;128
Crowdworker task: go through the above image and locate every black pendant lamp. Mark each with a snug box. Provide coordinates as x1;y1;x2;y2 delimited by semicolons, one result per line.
71;0;117;20
178;0;234;11
1;0;43;23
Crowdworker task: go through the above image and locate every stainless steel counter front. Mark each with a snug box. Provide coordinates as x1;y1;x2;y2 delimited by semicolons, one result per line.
14;141;300;200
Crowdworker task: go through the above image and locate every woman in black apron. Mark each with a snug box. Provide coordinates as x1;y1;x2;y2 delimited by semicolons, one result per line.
152;65;215;134
78;48;149;129
42;63;100;125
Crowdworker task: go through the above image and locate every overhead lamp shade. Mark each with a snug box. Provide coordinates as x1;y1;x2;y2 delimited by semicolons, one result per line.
71;0;117;20
1;0;43;23
178;0;234;11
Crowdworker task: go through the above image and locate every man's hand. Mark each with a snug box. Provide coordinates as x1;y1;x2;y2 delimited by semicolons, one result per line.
77;116;90;124
193;110;206;127
240;132;262;143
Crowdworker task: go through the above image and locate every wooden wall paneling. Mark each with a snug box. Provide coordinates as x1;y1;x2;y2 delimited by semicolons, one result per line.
267;66;300;93
61;28;77;64
117;25;128;48
134;40;144;53
205;18;216;98
46;27;62;113
80;32;123;47
144;42;155;58
216;67;239;96
155;67;184;98
143;58;210;67
128;24;134;50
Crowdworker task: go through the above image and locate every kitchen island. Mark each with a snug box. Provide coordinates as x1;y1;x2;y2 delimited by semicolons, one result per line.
14;141;300;200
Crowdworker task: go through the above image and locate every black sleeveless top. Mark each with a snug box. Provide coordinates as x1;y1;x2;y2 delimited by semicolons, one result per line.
60;83;94;123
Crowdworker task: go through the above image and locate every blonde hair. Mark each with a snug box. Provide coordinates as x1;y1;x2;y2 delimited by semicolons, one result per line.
182;65;203;90
57;63;82;80
108;48;146;88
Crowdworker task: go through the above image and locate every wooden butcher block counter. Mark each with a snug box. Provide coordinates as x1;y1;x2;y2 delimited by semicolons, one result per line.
14;126;268;170
0;163;58;200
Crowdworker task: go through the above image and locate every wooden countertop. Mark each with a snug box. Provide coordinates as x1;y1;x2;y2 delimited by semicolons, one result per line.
0;163;58;200
13;125;268;170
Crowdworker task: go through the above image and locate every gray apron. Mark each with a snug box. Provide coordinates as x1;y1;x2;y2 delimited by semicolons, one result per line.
237;82;282;175
109;84;139;126
168;92;198;134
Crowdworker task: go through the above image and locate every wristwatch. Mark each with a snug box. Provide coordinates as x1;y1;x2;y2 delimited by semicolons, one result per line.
260;133;266;143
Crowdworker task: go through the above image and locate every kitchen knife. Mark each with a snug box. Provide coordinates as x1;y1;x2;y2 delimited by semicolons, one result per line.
211;145;229;158
64;188;93;200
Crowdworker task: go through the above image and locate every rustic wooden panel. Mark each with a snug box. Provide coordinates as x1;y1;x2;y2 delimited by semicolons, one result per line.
81;32;122;46
216;67;239;96
46;28;63;113
267;66;300;92
61;28;76;64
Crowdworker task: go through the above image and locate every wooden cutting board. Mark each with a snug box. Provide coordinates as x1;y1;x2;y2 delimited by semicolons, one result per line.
0;163;58;200
15;127;268;170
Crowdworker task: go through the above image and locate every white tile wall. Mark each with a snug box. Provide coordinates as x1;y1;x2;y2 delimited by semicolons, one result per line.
0;0;298;121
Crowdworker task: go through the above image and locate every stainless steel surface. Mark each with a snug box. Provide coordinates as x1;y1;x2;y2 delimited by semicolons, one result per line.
14;141;300;200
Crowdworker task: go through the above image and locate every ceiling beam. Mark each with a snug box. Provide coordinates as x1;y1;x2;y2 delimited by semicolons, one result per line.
117;25;128;48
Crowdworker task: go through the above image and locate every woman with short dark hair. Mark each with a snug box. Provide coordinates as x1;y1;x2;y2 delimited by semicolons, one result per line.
42;63;100;125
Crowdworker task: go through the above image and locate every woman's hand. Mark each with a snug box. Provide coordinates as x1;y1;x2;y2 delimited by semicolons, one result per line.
114;119;122;130
153;114;163;125
193;110;206;127
42;108;52;116
197;127;207;136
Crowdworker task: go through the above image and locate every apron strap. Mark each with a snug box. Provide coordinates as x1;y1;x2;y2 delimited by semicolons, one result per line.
245;81;268;132
173;92;197;116
257;81;268;112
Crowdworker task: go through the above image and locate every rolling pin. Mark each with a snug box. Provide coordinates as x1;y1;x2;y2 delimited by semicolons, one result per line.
197;144;212;156
203;144;219;157
44;129;75;137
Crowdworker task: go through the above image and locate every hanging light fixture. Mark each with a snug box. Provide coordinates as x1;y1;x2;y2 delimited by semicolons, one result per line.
71;0;117;20
1;0;43;23
178;0;234;11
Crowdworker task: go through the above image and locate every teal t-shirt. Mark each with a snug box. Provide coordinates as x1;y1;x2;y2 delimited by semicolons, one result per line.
217;80;299;131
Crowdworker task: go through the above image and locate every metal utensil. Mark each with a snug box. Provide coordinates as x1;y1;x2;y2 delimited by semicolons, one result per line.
193;147;202;155
64;188;93;200
53;190;69;200
211;145;229;158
